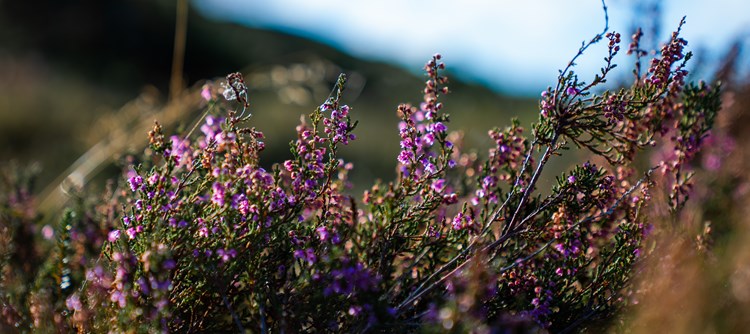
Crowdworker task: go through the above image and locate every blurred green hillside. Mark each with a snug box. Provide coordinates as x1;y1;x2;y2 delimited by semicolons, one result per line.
0;0;537;197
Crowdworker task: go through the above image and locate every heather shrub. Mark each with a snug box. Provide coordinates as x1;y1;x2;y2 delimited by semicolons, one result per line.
621;44;750;333
0;12;725;334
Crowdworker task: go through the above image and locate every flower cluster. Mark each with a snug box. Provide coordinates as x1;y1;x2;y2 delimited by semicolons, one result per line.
396;54;452;177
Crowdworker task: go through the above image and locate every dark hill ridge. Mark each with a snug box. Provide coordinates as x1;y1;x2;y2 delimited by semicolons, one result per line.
0;0;537;189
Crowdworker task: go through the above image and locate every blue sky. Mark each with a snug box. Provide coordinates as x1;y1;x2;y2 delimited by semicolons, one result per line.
193;0;750;96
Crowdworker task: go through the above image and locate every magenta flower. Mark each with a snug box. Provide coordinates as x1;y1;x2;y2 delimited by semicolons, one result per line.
566;86;580;96
127;175;143;192
316;225;329;242
201;84;212;101
423;160;437;174
108;230;120;242
431;179;446;192
65;294;82;311
216;248;237;263
125;227;137;240
211;182;226;207
397;150;414;165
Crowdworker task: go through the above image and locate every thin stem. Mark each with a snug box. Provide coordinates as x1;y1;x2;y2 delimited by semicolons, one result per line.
554;0;610;98
258;293;269;334
504;133;559;236
397;135;548;314
494;167;654;270
222;290;245;333
481;190;564;254
169;0;188;101
481;137;539;236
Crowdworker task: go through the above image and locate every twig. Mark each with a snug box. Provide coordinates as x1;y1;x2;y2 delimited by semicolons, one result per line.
495;167;655;271
504;134;559;236
169;0;189;101
555;0;610;98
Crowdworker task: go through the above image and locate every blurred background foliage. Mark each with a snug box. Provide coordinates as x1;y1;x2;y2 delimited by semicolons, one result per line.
0;0;538;204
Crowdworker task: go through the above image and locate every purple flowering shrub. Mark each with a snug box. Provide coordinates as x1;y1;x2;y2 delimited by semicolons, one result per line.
0;17;724;334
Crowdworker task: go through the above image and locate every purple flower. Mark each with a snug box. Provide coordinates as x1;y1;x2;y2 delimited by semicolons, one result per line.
423;161;437;174
452;212;465;230
324;262;381;297
324;104;355;145
66;294;82;311
423;133;435;147
432;122;447;133
316;226;329;242
397;150;414;165
294;248;317;265
108;230;121;242
198;226;209;238
163;259;176;270
110;291;127;308
567;175;576;184
482;176;496;189
211;182;226;207
400;138;414;150
348;305;363;316
201;85;212;101
566;86;580;96
216;248;237;263
147;173;159;185
128;175;143;192
126;227;137;240
319;102;332;112
431;179;446;192
293;249;304;259
305;248;316;264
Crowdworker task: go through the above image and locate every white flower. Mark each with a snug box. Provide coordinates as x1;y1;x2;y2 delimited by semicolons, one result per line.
221;82;237;101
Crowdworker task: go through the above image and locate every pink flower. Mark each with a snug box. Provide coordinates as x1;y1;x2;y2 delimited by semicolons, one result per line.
66;294;82;311
41;225;54;240
431;179;446;192
201;84;212;101
566;86;580;96
126;227;137;240
316;226;329;242
108;230;121;242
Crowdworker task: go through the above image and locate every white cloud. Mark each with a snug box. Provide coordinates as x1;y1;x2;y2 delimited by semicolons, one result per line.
193;0;749;95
